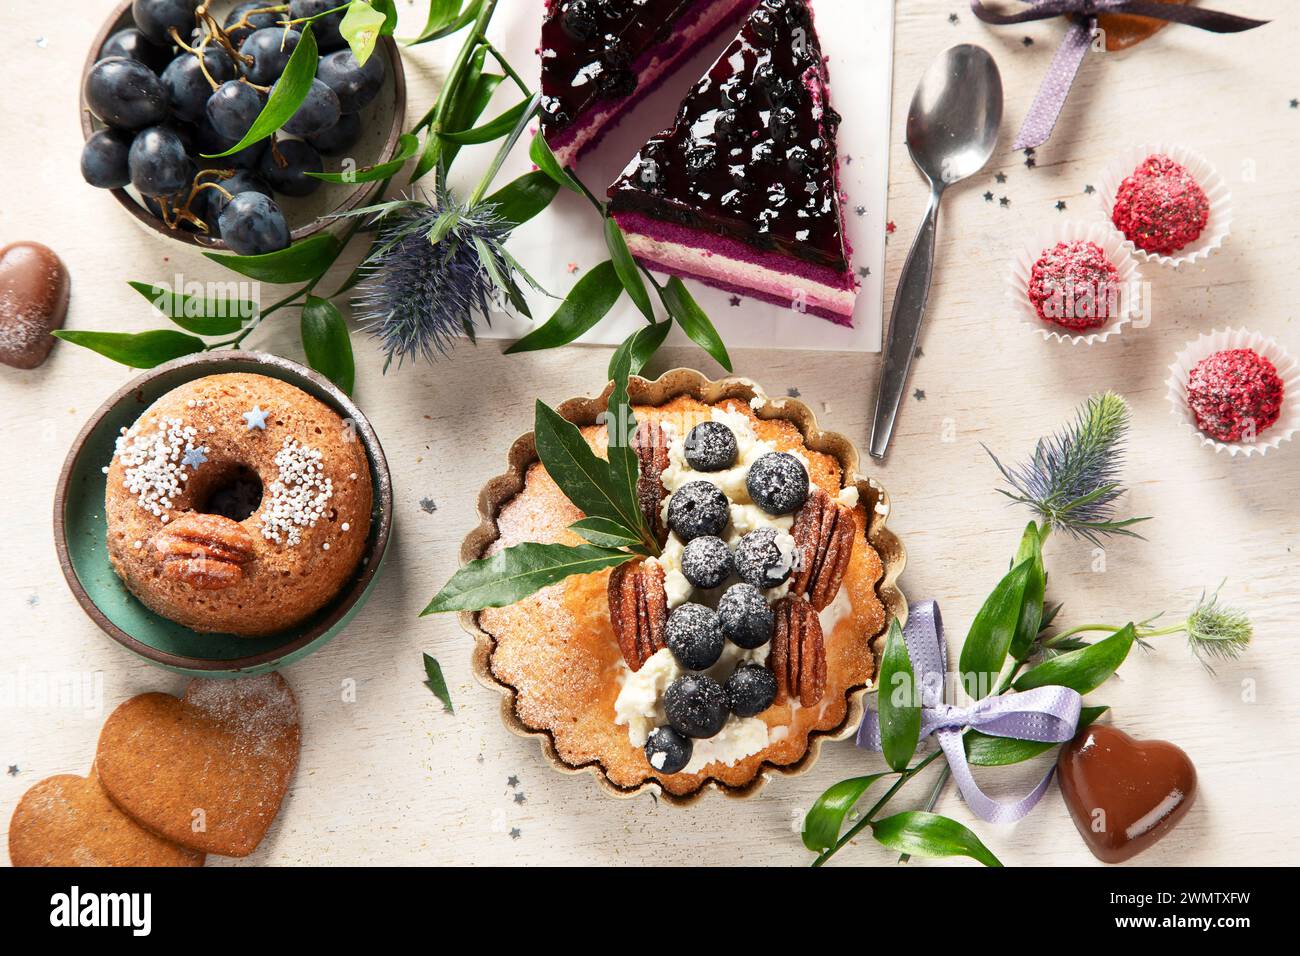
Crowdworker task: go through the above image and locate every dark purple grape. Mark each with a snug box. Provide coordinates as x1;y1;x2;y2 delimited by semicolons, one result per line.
223;1;284;46
83;57;168;130
192;118;266;168
218;192;290;255
205;80;263;141
290;0;348;52
257;138;323;197
131;0;200;46
128;125;192;196
279;78;340;137
240;28;301;86
161;49;236;122
305;111;361;155
198;169;272;226
100;27;172;74
81;128;133;188
315;49;385;114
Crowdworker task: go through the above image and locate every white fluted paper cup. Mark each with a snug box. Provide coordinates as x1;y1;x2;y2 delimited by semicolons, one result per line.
1006;219;1146;345
1097;143;1232;268
1166;328;1298;457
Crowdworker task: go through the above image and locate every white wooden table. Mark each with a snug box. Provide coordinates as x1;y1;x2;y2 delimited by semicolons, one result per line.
2;0;1297;867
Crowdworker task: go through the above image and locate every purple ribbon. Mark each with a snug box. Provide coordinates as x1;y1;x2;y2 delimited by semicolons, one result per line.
970;1;1270;150
858;600;1083;824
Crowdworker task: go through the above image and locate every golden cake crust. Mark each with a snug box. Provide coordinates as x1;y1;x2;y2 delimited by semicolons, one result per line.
480;397;885;797
104;373;372;636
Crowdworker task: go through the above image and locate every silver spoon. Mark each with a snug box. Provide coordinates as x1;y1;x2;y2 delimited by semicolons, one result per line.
869;44;1002;460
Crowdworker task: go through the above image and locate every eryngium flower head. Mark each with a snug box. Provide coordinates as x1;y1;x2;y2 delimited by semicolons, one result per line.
352;192;515;368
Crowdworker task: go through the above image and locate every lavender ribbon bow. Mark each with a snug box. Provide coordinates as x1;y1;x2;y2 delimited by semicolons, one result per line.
970;1;1270;150
858;601;1082;824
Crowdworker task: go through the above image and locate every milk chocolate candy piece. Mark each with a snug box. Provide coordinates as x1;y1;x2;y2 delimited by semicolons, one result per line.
0;242;70;369
1097;0;1187;52
1057;724;1197;863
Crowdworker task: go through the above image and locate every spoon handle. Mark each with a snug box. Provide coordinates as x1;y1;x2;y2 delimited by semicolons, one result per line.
869;187;941;460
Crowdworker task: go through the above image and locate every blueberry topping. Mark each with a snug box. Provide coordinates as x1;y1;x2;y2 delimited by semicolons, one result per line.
680;535;734;590
666;603;724;671
560;0;601;43
746;451;809;515
663;673;729;739
717;583;775;649
645;725;692;774
684;420;739;472
725;664;778;717
734;528;793;589
666;480;729;542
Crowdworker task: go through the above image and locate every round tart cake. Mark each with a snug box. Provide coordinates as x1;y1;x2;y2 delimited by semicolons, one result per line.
103;373;372;636
479;395;886;797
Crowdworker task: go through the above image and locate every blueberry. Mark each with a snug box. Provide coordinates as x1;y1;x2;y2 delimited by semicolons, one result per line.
684;421;738;472
198;169;272;225
316;49;386;114
666;480;729;542
746;451;809;515
83;57;169;130
306;111;362;155
559;0;601;42
666;603;724;671
663;674;729;739
224;1;283;46
734;528;793;589
81;128;133;188
257;138;323;196
218;192;290;255
206;80;263;141
725;664;778;717
128;125;192;196
644;725;692;774
241;28;301;85
680;535;733;590
279;78;340;136
132;0;200;46
717;583;774;649
100;27;172;74
291;0;348;52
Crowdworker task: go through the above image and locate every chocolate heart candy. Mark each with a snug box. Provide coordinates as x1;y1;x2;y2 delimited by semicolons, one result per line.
95;672;301;858
0;241;70;369
1057;724;1197;863
1097;0;1188;52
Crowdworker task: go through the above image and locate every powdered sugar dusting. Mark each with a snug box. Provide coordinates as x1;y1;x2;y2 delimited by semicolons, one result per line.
186;673;299;751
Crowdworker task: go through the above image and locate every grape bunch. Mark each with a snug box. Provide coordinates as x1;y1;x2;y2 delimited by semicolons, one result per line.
80;0;386;256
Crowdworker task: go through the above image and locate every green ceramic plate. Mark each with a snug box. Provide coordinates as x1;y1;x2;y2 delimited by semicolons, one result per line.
54;352;393;677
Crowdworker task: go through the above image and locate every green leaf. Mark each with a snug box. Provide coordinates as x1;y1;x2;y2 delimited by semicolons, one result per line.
528;129;581;194
965;705;1108;767
569;517;641;548
422;653;454;713
870;811;1003;867
878;619;921;772
300;295;355;394
1015;624;1136;695
801;773;891;852
127;281;253;336
605;344;641;542
340;0;387;65
307;132;419;184
604;216;654;322
485;170;559;228
660;277;732;372
1010;522;1046;661
440;66;502;174
608;321;670;379
422;542;632;613
440;98;531;145
404;0;473;44
958;558;1034;700
371;0;399;33
52;329;204;368
532;400;643;531
203;234;341;284
204;25;319;157
505;261;622;353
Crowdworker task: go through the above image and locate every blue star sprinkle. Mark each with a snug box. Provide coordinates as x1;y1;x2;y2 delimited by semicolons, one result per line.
243;406;270;431
509;828;521;840
6;765;18;776
181;447;208;469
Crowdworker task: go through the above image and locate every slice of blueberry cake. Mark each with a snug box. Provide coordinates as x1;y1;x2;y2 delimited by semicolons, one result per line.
606;0;857;325
540;0;758;166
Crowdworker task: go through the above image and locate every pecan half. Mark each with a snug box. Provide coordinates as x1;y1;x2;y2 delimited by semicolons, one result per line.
608;559;669;671
632;420;670;545
769;597;827;707
790;487;857;611
154;513;256;590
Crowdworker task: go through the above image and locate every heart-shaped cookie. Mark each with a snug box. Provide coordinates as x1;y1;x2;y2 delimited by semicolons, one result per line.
8;767;204;867
0;241;70;369
95;672;301;858
1097;0;1188;52
1057;724;1197;863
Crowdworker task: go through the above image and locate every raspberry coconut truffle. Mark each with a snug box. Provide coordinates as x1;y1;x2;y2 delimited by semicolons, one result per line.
1111;154;1210;255
1185;348;1285;443
1027;239;1121;332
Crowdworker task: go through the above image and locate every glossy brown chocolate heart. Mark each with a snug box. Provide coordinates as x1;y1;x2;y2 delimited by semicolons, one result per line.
1057;724;1197;863
0;241;69;369
1097;0;1189;52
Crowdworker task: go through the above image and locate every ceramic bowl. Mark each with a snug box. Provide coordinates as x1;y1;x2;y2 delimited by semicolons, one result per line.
460;369;907;804
80;0;407;250
54;351;393;677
